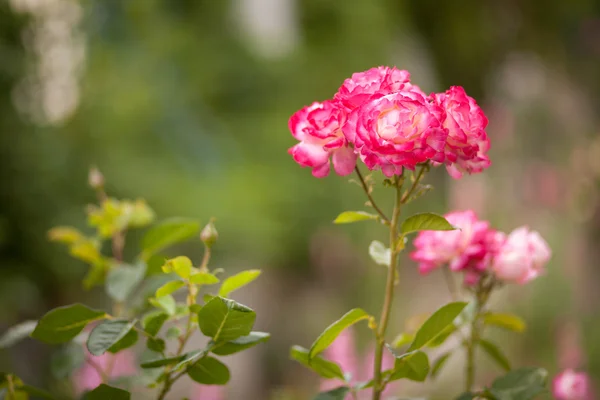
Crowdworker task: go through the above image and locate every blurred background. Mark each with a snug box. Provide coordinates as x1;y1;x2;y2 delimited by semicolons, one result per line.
1;0;600;398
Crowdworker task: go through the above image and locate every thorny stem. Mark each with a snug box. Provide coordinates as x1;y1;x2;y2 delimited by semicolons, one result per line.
355;166;390;224
372;176;403;400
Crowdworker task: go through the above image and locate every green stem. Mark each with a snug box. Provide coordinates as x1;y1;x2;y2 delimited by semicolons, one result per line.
372;177;403;400
401;164;428;203
7;375;16;399
355;166;390;223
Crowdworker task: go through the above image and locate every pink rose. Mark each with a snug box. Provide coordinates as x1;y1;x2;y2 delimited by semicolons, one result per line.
432;86;491;179
553;369;592;400
491;226;551;284
343;90;447;176
411;210;492;275
72;350;136;396
190;385;226;400
288;100;357;178
334;66;424;112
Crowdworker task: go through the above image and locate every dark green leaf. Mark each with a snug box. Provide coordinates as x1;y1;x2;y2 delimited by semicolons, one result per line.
155;280;185;298
479;339;511;372
83;384;130;400
430;352;452;378
87;320;136;356
105;263;146;302
31;304;107;344
142;312;168;336
147;337;165;353
455;393;476;400
140;354;185;369
50;343;85;379
309;309;370;359
197;297;256;342
333;211;378;224
173;349;209;371
368;241;391;267
290;345;345;380
187;357;230;385
211;332;270;356
108;327;138;354
408;302;467;351
489;367;548;400
141;218;200;260
427;325;456;348
166;326;181;340
218;270;261;297
389;350;430;382
20;385;56;399
483;313;526;333
0;321;37;348
313;386;350;400
401;213;456;235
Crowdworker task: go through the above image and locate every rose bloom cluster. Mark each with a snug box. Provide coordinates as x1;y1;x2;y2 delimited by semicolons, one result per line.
411;210;551;285
288;66;490;179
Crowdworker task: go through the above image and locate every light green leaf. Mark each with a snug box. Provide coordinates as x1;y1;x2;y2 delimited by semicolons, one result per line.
427;325;456;348
309;309;370;359
198;297;256;342
388;350;430;382
392;332;414;348
87;319;136;356
173;349;210;371
189;272;220;285
313;386;350;400
479;339;511;372
155;280;185;298
142;312;169;336
290;345;345;380
368;241;391;267
333;211;378;224
489;367;548;400
141;218;200;260
483;313;526;333
0;320;37;348
408;302;467;351
149;295;176;316
105;263;146;303
161;256;193;279
211;332;270;356
218;270;261;297
31;304;107;344
187;356;230;385
83;384;130;400
50;342;85;379
166;326;181;340
401;213;456;235
430;352;453;378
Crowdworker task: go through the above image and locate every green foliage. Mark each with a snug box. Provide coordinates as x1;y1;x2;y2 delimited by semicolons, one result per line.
483;313;526;333
313;386;350;400
87;319;137;356
187;357;230;385
430;352;453;378
211;332;271;356
141;218;200;260
401;212;456;235
197;297;256;342
50;343;85;379
487;367;548;400
479;339;511;372
31;304;107;344
142;312;169;336
309;308;370;359
333;211;379;224
155;280;185;298
105;263;146;303
387;349;430;382
218;270;261;297
290;346;345;380
408;302;467;351
83;384;130;400
368;240;391;267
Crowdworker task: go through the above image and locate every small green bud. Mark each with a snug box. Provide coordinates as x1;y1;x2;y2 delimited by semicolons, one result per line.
200;220;218;248
88;166;104;190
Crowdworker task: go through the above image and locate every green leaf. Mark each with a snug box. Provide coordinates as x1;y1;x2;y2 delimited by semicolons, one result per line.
155;280;185;298
218;270;261;297
86;319;136;356
82;262;107;290
31;304;107;344
430;352;452;378
173;349;210;371
140;354;185;369
50;342;85;379
0;320;37;348
408;302;467;351
289;346;345;380
149;295;176;315
20;385;56;399
83;384;130;400
141;218;200;260
105;263;146;303
197;296;256;342
161;256;193;279
187;356;230;385
142;312;169;336
483;313;526;333
368;241;391;267
211;332;270;356
333;211;378;224
313;386;350;400
401;213;456;235
392;332;414;348
108;327;138;353
147;337;166;353
455;393;476;400
489;367;548;400
427;325;456;348
309;309;370;359
166;326;181;340
189;272;220;285
388;350;430;382
479;339;511;372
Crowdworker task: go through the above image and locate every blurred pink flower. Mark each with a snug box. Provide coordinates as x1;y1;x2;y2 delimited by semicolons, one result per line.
72;350;136;395
190;384;226;400
553;369;592;400
320;328;397;399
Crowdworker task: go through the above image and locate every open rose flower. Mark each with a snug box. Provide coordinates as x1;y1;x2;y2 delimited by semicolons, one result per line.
288;100;357;178
343;90;447;176
432;86;491;179
491;226;551;284
553;369;592;400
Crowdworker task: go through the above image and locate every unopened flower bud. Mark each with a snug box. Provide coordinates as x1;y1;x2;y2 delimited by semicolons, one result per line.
88;166;104;190
200;220;218;248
